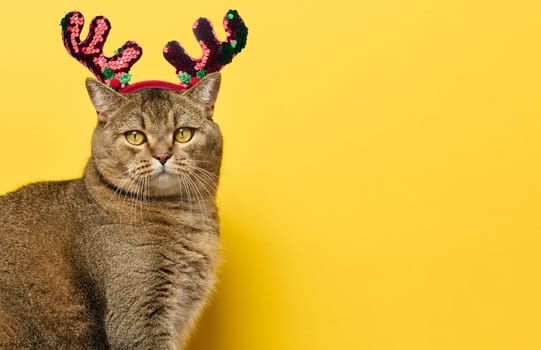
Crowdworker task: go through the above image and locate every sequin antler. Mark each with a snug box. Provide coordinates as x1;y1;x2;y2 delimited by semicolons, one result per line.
163;9;248;89
61;11;143;91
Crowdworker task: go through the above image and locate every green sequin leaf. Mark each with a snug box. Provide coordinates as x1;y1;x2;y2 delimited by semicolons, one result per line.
179;72;192;84
119;73;132;84
102;67;115;80
196;69;208;79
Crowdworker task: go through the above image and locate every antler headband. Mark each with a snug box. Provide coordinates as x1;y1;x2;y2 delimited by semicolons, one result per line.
60;9;248;93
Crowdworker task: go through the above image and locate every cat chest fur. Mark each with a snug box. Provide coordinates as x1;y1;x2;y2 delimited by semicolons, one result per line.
80;221;220;348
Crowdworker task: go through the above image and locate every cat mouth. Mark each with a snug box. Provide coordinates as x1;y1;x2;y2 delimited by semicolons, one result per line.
153;166;172;176
152;167;176;181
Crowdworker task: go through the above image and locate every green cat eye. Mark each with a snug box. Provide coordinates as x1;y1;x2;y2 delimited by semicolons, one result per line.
125;131;146;145
174;128;194;143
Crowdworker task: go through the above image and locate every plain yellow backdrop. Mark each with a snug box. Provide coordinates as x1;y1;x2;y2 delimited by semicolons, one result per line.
0;0;540;349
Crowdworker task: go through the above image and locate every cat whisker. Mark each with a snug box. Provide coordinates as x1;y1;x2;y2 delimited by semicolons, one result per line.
182;165;219;183
176;176;185;210
99;174;134;217
137;177;148;228
180;166;219;201
181;173;200;214
121;175;142;226
171;164;219;184
190;170;219;191
182;173;209;221
100;177;128;209
190;159;219;165
187;172;216;200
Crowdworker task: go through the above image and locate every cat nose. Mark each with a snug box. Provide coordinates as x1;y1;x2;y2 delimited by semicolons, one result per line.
154;152;171;165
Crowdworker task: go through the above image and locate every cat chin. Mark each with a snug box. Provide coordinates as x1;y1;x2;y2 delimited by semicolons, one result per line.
145;173;180;197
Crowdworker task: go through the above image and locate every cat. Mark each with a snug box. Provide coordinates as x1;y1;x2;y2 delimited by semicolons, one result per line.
0;72;223;349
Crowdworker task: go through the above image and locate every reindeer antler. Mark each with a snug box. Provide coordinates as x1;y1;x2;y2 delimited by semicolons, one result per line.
61;11;143;91
163;9;248;89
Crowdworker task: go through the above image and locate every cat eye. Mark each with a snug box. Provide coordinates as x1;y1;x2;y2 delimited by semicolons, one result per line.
125;131;146;145
174;128;194;143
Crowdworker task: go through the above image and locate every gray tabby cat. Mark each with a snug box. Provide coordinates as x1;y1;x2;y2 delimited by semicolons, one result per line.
0;72;223;349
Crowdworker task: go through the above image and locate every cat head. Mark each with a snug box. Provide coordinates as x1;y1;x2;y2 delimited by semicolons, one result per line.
86;72;223;199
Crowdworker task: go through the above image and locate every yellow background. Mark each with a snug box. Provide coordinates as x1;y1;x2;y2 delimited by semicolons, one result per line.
0;0;540;349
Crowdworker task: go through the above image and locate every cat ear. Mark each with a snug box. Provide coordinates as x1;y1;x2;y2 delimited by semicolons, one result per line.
85;78;127;122
183;72;221;115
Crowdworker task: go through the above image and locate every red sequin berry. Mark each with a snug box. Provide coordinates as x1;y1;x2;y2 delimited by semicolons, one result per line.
109;78;121;89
